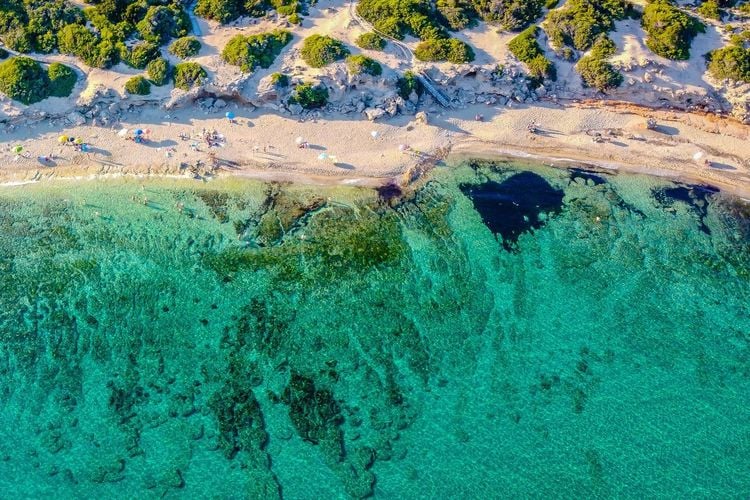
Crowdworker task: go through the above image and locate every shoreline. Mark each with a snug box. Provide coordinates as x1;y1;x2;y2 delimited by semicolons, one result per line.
1;101;749;198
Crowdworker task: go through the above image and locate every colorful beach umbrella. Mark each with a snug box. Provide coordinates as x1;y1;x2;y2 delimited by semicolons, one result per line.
134;129;143;136
225;111;236;120
58;135;68;144
13;145;23;154
74;137;83;145
317;152;329;161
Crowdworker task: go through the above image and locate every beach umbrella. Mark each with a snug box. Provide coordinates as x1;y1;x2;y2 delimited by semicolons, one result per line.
693;151;704;162
81;144;90;153
398;144;408;152
74;137;83;145
145;128;151;135
13;145;23;154
370;130;379;139
58;135;68;144
295;136;304;145
134;129;143;136
317;152;329;161
117;128;129;138
225;111;236;120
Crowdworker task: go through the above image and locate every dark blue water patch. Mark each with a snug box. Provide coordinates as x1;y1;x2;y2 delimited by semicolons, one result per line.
652;183;719;235
461;172;565;251
568;167;609;186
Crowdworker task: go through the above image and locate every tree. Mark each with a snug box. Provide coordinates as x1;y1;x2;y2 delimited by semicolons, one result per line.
124;75;151;95
169;36;201;58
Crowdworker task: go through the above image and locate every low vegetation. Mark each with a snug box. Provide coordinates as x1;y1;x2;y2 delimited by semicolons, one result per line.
397;70;423;99
147;58;171;86
173;62;207;90
356;32;386;51
222;30;292;72
508;26;556;81
545;0;632;52
195;0;304;24
414;38;475;63
708;40;750;82
300;35;349;68
270;72;289;87
124;42;160;69
0;56;77;104
0;0;191;69
642;0;705;60
47;62;78;97
345;54;382;76
290;81;329;108
124;75;151;95
576;35;623;91
169;36;202;58
697;0;722;20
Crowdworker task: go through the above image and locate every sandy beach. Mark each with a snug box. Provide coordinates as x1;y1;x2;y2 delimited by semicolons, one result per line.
1;99;749;197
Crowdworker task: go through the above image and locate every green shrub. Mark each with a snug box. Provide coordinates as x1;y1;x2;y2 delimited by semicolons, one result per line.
357;0;447;40
545;0;630;51
436;0;476;30
577;56;621;90
147;57;171;86
345;54;382;76
397;70;423;99
509;26;556;80
124;42;160;69
697;0;721;20
288;13;302;24
47;62;77;97
356;32;386;51
57;23;121;68
290;81;328;109
0;56;52;104
0;0;85;54
470;0;544;30
195;0;244;23
300;34;349;67
414;38;475;63
642;0;705;60
174;62;207;90
125;75;151;95
221;30;292;72
169;36;201;58
708;45;750;82
136;5;188;45
270;72;289;87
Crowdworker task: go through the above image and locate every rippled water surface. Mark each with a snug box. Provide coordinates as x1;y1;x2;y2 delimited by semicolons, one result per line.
0;161;749;498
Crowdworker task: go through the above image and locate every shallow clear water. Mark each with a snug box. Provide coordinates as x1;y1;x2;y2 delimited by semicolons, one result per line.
0;161;749;498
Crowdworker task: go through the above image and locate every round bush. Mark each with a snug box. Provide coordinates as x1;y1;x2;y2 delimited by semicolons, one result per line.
0;57;50;105
125;75;151;95
345;54;382;76
290;81;328;109
174;62;207;90
125;42;160;69
300;35;349;68
356;32;386;51
147;58;171;86
47;63;77;97
169;36;202;58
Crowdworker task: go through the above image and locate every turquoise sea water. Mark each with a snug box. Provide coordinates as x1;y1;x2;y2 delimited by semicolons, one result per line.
0;161;749;498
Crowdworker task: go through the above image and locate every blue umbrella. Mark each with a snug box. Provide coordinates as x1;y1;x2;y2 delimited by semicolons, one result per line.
134;129;143;135
225;111;236;120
